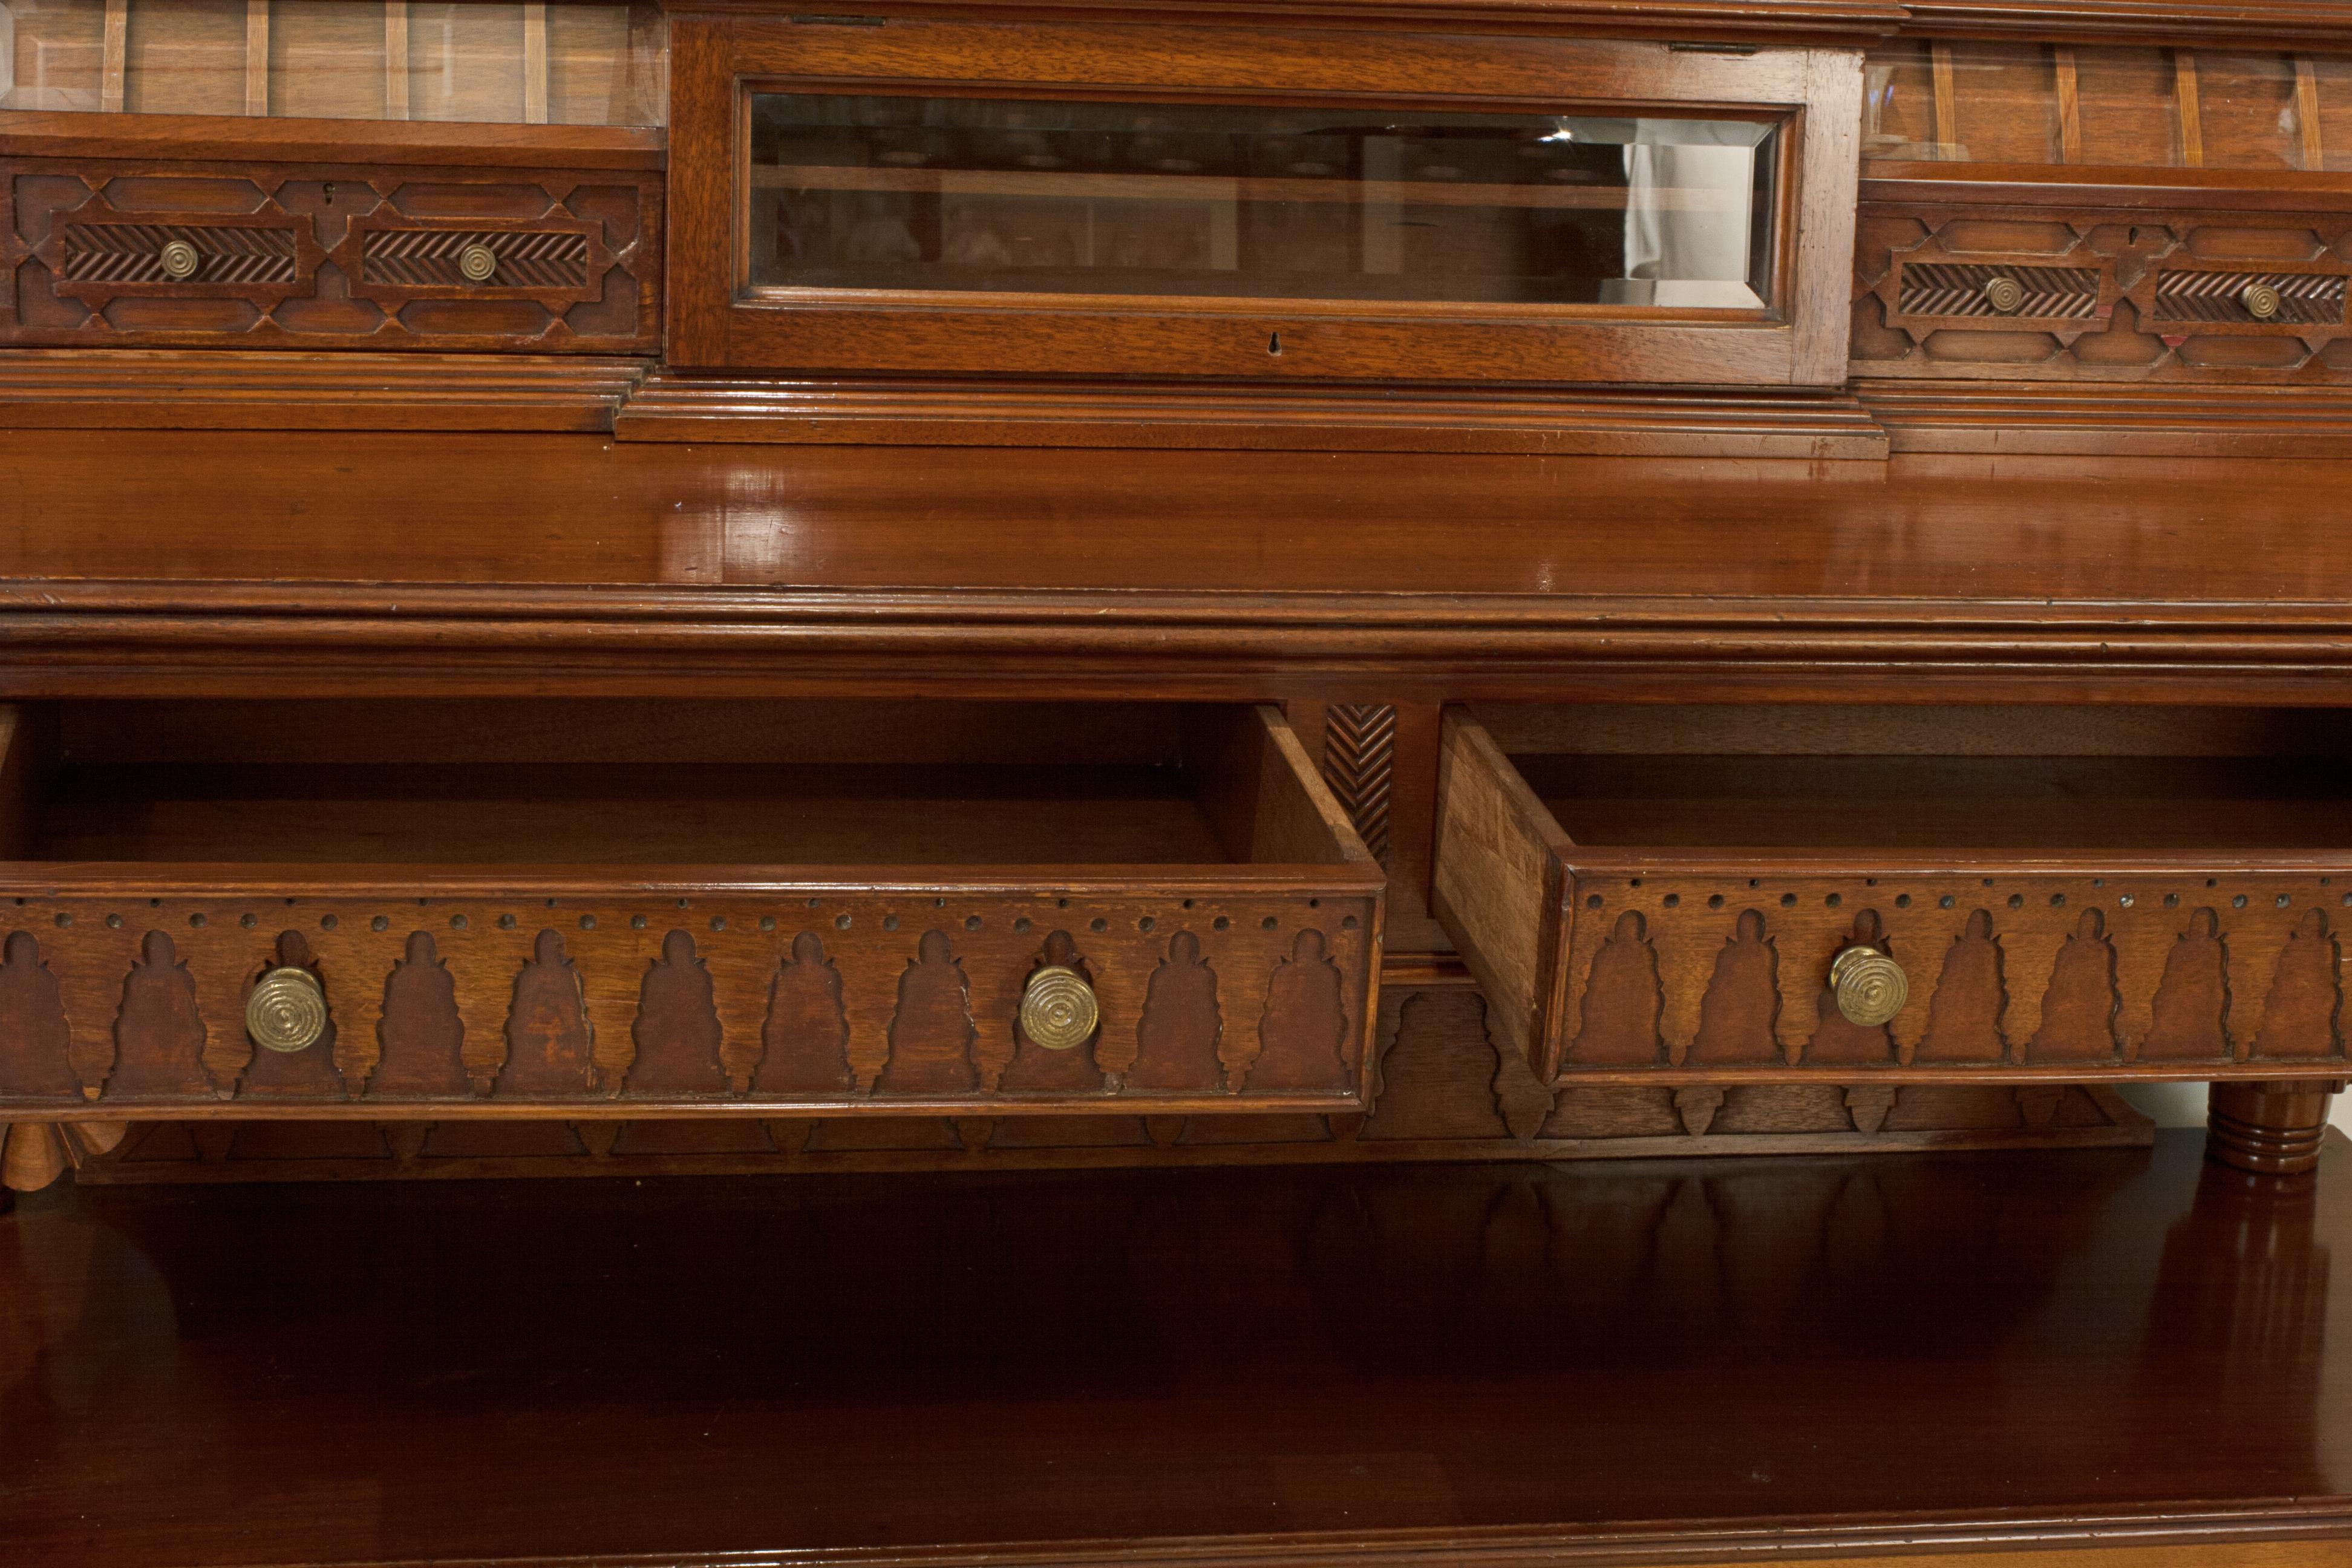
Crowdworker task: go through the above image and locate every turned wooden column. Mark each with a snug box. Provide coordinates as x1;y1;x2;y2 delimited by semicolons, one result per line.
2207;1080;2344;1177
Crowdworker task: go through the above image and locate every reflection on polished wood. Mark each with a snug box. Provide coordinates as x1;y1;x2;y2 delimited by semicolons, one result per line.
11;434;2352;697
0;1131;2344;1566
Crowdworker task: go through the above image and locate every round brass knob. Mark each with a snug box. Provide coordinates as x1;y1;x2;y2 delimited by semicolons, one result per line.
458;243;498;284
2241;281;2283;321
1831;946;1909;1028
1981;275;2025;314
158;240;200;282
247;966;328;1054
1019;965;1098;1051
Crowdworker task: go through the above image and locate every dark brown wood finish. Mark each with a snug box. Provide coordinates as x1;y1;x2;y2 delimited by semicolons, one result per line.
2;154;663;353
0;1131;2347;1565
681;0;1913;45
0;351;647;432
11;435;2352;700
1854;166;2352;388
62;965;2153;1185
1432;705;2352;1109
0;701;1385;1137
664;17;1861;388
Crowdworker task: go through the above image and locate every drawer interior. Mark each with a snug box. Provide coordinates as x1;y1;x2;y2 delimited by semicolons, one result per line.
1;701;1355;867
1482;705;2352;851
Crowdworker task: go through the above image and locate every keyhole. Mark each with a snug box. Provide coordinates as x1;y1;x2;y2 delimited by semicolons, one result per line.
323;181;336;206
1267;332;1282;356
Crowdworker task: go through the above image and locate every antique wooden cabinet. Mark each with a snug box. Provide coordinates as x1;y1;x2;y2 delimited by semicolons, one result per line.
3;1;2351;1565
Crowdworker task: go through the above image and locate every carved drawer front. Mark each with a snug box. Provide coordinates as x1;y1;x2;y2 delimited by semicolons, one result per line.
1854;197;2352;382
3;162;661;351
0;702;1381;1119
1433;704;2352;1088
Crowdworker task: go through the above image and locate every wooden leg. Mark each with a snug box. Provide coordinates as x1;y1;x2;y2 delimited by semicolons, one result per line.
2207;1080;2342;1177
0;1119;129;1197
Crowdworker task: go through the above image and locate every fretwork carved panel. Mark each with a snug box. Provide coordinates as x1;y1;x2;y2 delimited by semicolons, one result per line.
1853;201;2352;382
1;161;661;352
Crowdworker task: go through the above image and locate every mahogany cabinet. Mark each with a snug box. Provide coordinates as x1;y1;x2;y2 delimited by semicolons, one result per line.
5;1;2352;1563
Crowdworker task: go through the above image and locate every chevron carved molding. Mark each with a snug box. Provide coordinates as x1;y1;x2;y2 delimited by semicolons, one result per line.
1321;704;1399;866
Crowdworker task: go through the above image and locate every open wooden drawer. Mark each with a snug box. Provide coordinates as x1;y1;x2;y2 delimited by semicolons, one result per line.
0;701;1381;1117
1434;704;2352;1086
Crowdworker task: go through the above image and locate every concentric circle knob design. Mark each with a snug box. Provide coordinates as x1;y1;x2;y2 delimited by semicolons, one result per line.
459;243;498;284
1019;965;1099;1051
2241;281;2283;321
1981;275;2025;314
158;240;200;281
1831;946;1909;1028
247;966;328;1054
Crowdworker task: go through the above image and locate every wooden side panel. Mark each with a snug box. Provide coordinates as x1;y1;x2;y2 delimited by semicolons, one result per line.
1429;708;1572;1076
1181;705;1374;870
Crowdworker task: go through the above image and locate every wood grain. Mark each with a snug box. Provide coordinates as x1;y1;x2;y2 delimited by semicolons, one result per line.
5;1130;2346;1563
1441;708;2352;1085
63;968;2158;1187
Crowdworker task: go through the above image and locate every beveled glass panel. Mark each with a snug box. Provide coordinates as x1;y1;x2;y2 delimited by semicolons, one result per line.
748;93;1781;309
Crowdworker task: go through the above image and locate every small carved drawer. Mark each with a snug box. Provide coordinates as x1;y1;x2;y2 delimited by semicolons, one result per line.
2;160;661;351
1434;704;2352;1088
0;701;1381;1120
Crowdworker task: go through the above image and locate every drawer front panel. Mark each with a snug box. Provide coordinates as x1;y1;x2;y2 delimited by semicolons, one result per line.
1555;869;2352;1080
60;221;301;287
1854;200;2352;382
1432;708;2352;1086
358;227;595;292
2151;267;2348;327
2;161;661;351
0;884;1377;1114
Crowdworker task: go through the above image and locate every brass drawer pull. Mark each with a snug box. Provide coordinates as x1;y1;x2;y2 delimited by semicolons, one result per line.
1830;946;1908;1027
247;966;328;1053
158;240;200;281
459;243;498;284
1981;275;2024;314
2241;282;2283;321
1019;965;1099;1050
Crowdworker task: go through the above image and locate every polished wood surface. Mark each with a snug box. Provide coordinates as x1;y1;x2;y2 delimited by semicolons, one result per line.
1;1129;2345;1565
9;435;2352;699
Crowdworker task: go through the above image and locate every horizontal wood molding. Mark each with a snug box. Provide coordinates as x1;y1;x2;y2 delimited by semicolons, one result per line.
673;0;1910;43
0;353;648;433
0;111;666;170
10;584;2352;699
1900;1;2352;50
1863;163;2352;211
615;376;1889;458
1864;382;2352;456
